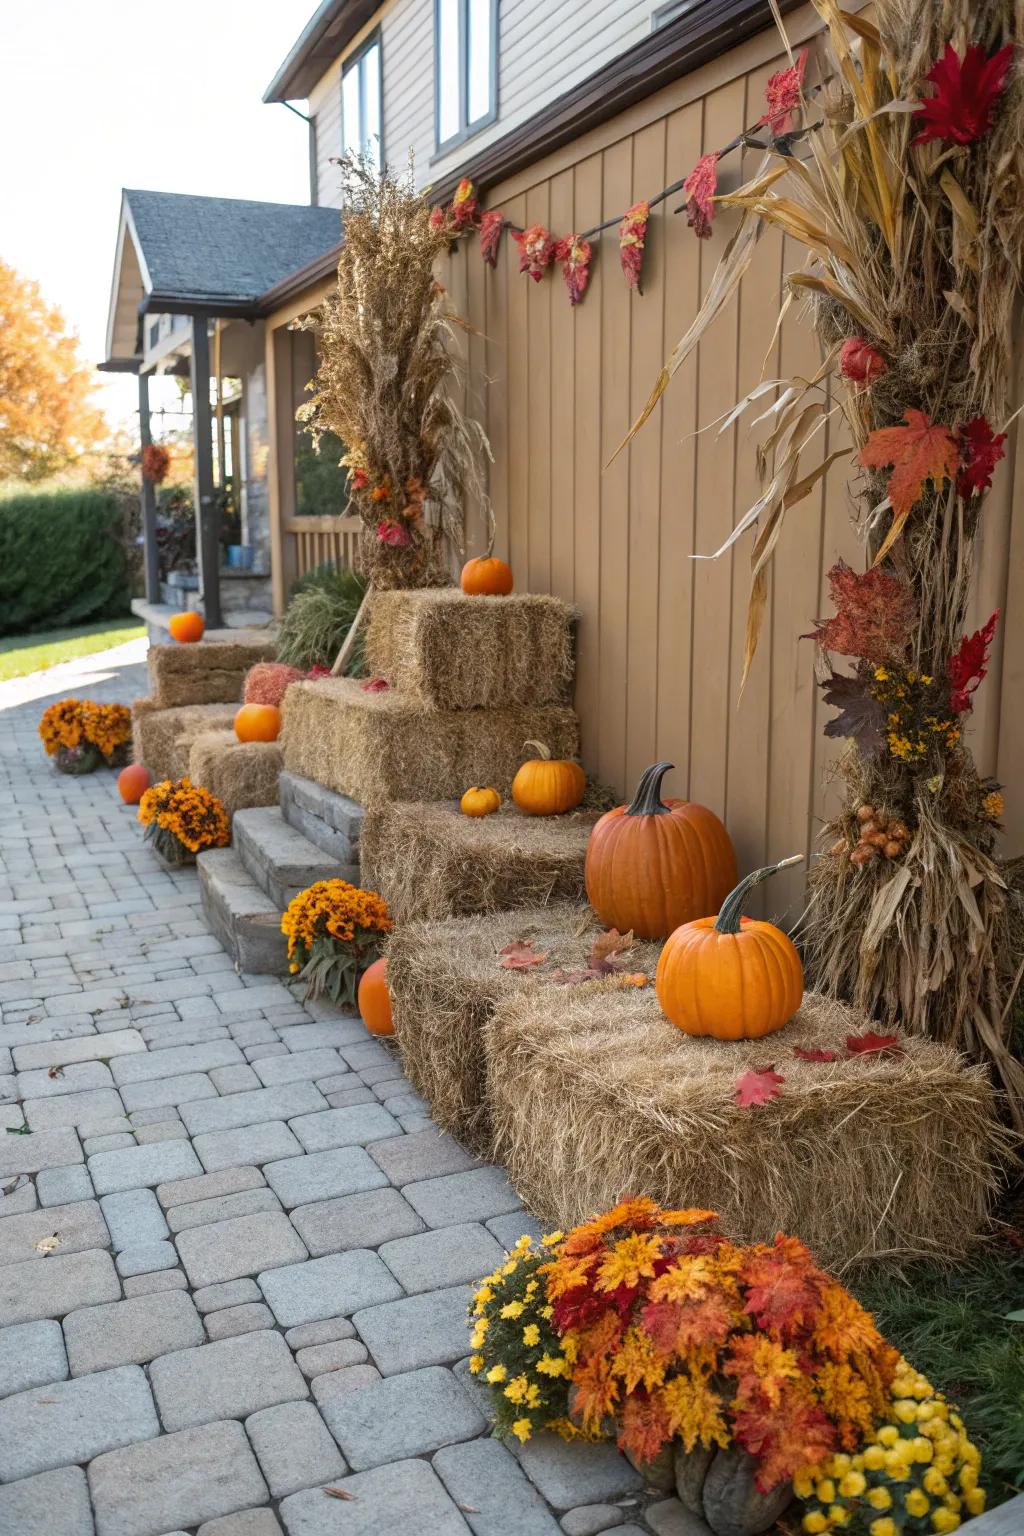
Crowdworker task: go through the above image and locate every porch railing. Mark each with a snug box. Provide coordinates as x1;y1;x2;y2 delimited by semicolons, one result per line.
283;514;362;584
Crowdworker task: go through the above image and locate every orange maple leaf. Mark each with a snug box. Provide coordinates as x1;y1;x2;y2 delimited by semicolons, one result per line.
858;409;960;561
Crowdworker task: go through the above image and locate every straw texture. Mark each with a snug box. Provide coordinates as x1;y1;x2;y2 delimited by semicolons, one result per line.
132;700;238;783
148;638;276;708
188;730;283;818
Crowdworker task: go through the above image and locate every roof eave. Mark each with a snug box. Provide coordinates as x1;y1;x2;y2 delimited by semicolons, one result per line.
263;0;381;102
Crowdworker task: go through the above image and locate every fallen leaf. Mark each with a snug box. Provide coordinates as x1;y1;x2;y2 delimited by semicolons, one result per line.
846;1031;902;1055
5;1125;32;1136
858;409;959;523
589;928;634;974
35;1233;60;1256
360;677;390;693
550;967;598;984
459;1506;482;1515
47;1065;65;1079
498;941;548;971
793;1046;839;1062
323;1487;357;1501
1;1175;28;1195
735;1068;785;1108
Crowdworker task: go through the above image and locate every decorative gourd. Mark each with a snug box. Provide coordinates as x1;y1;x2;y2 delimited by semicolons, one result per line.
461;555;514;596
655;855;804;1040
461;786;501;817
585;762;738;940
358;957;393;1037
117;764;151;805
168;611;205;643
234;703;282;743
512;741;585;816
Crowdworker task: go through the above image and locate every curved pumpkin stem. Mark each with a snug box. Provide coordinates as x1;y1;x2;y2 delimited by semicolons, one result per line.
522;740;552;760
625;762;674;817
714;854;803;934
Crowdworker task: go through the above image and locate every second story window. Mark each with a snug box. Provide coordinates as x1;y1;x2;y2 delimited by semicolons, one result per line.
436;0;497;154
341;33;382;170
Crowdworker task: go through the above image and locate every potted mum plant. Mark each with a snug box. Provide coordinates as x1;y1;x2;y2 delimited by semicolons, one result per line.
137;778;230;868
39;699;133;774
281;878;392;1008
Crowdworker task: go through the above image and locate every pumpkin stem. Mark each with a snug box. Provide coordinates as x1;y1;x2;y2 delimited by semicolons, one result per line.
625;762;674;817
714;854;803;935
522;740;552;760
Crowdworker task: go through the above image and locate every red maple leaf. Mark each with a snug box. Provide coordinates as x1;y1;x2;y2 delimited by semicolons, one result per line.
858;409;960;519
793;1046;839;1062
948;610;999;713
682;152;720;239
846;1030;902;1056
912;44;1014;147
760;49;809;135
808;560;917;663
957;416;1007;497
619;1389;673;1466
478;209;505;268
734;1391;836;1492
619;202;650;292
735;1068;785;1108
498;940;548;970
741;1234;821;1337
554;234;593;307
511;224;556;282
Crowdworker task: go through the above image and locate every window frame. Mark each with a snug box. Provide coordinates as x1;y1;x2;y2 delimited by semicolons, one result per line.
340;28;384;169
652;0;703;27
433;0;499;158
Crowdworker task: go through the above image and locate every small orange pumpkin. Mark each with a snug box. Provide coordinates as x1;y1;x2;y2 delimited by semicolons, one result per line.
117;763;151;805
655;855;804;1040
234;703;282;743
168;611;205;643
511;740;585;816
585;762;738;939
461;786;501;817
358;957;393;1036
461;555;514;596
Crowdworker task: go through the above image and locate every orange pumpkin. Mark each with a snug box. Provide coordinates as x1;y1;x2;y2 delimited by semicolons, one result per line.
461;786;501;817
655;855;804;1040
461;555;514;596
168;611;205;643
234;703;281;743
511;740;585;816
358;957;393;1036
117;763;151;805
585;762;738;940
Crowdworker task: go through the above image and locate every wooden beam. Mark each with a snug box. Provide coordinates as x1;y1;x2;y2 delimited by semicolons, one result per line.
190;315;223;629
137;371;160;603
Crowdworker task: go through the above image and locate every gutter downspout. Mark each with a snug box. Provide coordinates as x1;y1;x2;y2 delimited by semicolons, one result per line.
279;101;318;207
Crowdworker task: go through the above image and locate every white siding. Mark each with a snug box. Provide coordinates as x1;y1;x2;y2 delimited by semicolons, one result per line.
308;0;657;207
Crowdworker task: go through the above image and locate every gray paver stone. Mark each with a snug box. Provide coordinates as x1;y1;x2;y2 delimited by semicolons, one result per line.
276;1022;366;1053
433;1439;565;1536
311;1365;382;1403
27;1091;126;1131
198;1514;283;1536
205;1302;275;1340
208;1063;261;1093
321;1365;485;1470
83;1133;136;1153
119;1073;218;1112
245;1399;347;1499
368;1129;480;1186
193;1277;262;1313
12;1029;144;1071
288;1186;424;1257
116;1239;179;1276
99;1188;169;1250
0;1465;94;1536
0;1175;38;1216
110;1040;244;1084
279;1458;469;1536
180;1080;327;1136
258;1249;403;1327
64;1289;204;1373
294;1339;368;1376
0;1318;68;1396
488;1211;546;1249
193;1120;304;1172
134;1120;190;1143
644;1501;714;1536
17;1060;113;1097
0;1363;159;1481
263;1147;389;1210
288;1103;400;1152
88;1139;202;1194
324;1087;374;1109
379;1222;505;1295
560;1506;627;1536
284;1316;356;1349
511;1433;644;1509
36;1164;93;1206
0;1247;120;1324
253;1048;348;1086
353;1284;474;1376
123;1267;188;1297
0;1198;109;1265
166;1186;282;1233
156;1164;265;1208
0;1126;83;1179
404;1166;523;1228
150;1328;308;1431
88;1420;269;1536
176;1210;308;1287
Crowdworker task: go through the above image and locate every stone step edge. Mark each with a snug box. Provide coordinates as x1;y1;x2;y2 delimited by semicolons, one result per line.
233;806;360;908
279;770;365;844
196;847;289;976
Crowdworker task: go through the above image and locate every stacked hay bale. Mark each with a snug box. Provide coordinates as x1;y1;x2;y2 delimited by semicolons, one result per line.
188;731;284;818
133;633;276;784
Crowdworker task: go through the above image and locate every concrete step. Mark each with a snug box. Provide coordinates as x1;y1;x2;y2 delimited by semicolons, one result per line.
196;847;289;975
278;771;364;864
233;806;360;909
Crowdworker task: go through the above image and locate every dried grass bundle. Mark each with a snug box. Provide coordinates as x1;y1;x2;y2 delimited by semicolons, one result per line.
187;730;283;818
299;157;491;588
486;984;1012;1270
131;701;237;783
361;800;599;921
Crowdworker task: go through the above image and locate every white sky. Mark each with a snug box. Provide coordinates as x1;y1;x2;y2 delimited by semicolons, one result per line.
0;0;317;432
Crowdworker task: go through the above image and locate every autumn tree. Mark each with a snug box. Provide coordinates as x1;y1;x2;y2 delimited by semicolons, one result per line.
0;261;108;481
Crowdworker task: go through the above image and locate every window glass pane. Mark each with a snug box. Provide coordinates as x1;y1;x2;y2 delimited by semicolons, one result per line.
363;42;381;167
437;0;461;143
342;64;362;157
467;0;492;124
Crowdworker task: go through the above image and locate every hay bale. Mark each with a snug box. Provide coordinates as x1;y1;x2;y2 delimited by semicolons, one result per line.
188;730;283;818
148;637;277;708
386;905;662;1157
132;701;238;783
363;588;576;710
361;801;600;922
485;986;1011;1269
281;676;579;807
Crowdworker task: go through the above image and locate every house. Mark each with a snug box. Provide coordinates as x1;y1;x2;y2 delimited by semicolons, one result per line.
100;0;1022;870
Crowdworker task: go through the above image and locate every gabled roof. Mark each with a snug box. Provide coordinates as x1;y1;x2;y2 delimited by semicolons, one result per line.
263;0;380;103
102;188;342;367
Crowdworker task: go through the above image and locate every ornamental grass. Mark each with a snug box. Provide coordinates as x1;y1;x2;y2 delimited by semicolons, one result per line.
137;777;230;866
38;698;132;773
281;878;392;1009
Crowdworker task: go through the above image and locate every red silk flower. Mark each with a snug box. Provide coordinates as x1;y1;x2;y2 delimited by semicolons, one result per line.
478;209;505;268
375;520;412;548
682;153;720;239
554;235;593;307
761;48;808;135
948;610;999;714
619;201;650;292
912;43;1014;147
839;337;887;385
957;416;1007;497
450;178;479;229
512;224;556;282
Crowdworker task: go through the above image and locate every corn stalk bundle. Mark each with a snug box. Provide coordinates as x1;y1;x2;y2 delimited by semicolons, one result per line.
621;1;1024;1120
298;157;491;589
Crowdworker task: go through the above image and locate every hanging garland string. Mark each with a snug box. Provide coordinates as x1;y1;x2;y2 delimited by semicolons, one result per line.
431;50;811;305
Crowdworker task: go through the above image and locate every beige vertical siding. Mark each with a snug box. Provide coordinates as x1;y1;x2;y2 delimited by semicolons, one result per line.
444;8;1023;907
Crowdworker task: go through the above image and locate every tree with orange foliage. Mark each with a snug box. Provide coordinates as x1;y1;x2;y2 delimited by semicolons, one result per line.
0;261;108;481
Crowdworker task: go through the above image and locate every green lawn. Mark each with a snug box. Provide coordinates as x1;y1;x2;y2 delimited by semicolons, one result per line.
0;619;145;682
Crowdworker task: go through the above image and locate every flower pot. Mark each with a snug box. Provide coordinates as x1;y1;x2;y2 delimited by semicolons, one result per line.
674;1444;792;1536
55;744;103;775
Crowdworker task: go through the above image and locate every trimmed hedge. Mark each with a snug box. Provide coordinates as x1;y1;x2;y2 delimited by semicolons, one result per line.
0;486;135;635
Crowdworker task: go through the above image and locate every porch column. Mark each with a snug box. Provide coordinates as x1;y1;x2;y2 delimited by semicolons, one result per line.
190;314;223;629
137;369;160;602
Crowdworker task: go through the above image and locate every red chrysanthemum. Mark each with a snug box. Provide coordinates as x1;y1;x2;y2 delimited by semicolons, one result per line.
760;48;808;135
511;224;556;282
912;43;1014;147
682;152;720;239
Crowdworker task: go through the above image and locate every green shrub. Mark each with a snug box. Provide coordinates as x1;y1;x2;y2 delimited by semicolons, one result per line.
276;562;366;671
0;485;135;635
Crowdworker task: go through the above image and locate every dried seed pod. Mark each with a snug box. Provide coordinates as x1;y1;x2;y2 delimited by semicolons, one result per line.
873;814;889;832
850;845;874;867
856;805;876;823
830;838;849;857
868;831;889;848
884;840;903;858
859;820;878;839
888;821;910;842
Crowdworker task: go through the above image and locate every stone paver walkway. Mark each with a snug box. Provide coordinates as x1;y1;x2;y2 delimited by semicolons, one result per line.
0;644;659;1536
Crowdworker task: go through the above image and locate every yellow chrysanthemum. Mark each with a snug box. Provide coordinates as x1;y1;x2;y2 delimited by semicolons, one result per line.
905;1488;930;1517
500;1301;525;1320
511;1418;532;1442
486;1365;506;1384
867;1487;893;1511
468;1355;484;1374
930;1509;961;1533
523;1324;541;1347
